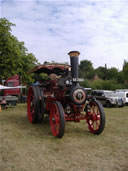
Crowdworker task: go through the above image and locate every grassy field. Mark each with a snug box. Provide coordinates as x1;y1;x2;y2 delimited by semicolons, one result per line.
0;104;128;171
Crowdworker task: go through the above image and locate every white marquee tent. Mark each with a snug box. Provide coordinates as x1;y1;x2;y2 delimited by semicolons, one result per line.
0;85;26;90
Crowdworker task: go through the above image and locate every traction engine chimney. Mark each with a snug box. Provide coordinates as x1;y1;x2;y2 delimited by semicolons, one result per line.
68;51;80;80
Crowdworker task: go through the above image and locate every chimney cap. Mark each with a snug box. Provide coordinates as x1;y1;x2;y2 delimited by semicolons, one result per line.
68;51;80;57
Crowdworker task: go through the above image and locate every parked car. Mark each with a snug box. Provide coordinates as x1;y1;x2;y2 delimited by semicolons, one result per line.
115;90;128;105
91;90;124;107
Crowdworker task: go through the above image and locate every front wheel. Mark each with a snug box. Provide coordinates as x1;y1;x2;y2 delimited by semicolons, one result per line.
50;101;65;138
86;100;105;135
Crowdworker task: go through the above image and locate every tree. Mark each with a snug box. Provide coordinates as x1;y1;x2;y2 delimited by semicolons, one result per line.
107;67;119;80
95;66;107;80
89;80;124;90
0;18;38;84
117;71;125;84
122;60;128;88
79;60;94;79
123;60;128;81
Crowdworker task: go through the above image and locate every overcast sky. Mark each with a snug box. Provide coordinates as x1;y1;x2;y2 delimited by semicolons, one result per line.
1;0;128;70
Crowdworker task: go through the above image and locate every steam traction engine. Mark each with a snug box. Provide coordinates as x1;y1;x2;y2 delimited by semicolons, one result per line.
27;51;105;138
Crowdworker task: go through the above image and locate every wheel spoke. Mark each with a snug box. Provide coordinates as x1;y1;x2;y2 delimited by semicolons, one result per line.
89;120;93;126
54;114;60;124
97;114;100;120
95;120;100;130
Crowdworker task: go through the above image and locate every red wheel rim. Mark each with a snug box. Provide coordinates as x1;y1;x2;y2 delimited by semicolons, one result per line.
87;103;101;133
50;103;60;137
27;87;35;123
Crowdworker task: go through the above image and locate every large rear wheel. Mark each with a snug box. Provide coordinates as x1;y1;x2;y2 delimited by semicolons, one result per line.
86;100;105;135
50;101;65;138
27;86;45;123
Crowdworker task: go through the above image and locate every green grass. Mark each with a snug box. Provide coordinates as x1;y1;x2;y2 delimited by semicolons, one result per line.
0;104;128;171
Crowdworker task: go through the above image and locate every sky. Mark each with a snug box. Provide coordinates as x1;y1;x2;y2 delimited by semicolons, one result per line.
0;0;128;70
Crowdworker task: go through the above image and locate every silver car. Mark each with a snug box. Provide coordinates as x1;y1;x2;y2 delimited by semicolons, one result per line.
91;90;124;107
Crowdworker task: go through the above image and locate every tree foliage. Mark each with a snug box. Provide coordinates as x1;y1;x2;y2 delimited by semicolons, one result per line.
79;59;128;89
79;60;95;79
95;66;107;80
0;18;38;84
107;67;119;80
90;80;124;90
123;60;128;80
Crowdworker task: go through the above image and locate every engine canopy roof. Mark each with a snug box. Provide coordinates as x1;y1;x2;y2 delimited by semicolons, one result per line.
30;64;71;75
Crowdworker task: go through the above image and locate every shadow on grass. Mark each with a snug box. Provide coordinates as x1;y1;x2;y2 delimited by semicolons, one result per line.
65;122;96;138
1;110;101;139
1;111;52;138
